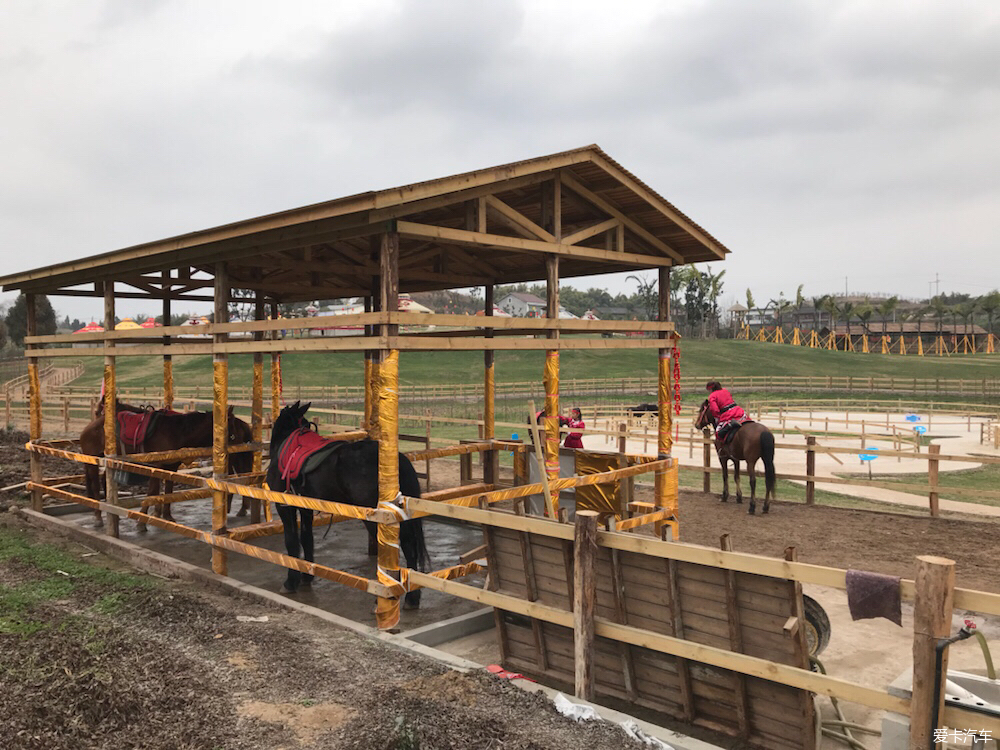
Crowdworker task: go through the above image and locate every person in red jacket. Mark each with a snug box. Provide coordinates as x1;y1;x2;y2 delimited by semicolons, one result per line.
562;407;585;449
706;380;748;449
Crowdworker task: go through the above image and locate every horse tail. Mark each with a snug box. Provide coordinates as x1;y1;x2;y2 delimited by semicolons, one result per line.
761;429;776;497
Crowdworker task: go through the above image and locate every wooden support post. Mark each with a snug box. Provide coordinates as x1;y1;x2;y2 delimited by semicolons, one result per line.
211;263;230;575
909;555;956;749
544;254;560;515
655;266;673;537
483;283;498;485
928;444;941;517
702;428;712;493
573;509;598;701
374;228;402;631
424;408;432;492
250;296;265;524
162;276;173;410
101;285;120;536
806;436;816;505
269;300;280;423
26;293;44;513
62;396;69;434
512;499;548;672
617;423;631;513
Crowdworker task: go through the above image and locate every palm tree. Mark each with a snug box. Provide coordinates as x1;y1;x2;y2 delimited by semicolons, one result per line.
876;296;899;337
705;267;726;338
929;296;948;334
856;302;875;335
810;295;830;330
838;301;857;349
979;290;1000;336
957;300;978;336
793;284;805;330
822;297;839;347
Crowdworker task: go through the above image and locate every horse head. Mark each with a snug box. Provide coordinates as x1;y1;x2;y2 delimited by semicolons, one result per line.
270;401;312;450
694;399;713;430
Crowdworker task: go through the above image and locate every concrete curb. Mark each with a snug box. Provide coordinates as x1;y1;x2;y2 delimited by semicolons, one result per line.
7;506;721;750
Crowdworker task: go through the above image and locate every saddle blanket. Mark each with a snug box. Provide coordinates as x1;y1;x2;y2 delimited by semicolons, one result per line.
718;418;753;446
114;408;182;452
116;410;155;452
276;427;342;485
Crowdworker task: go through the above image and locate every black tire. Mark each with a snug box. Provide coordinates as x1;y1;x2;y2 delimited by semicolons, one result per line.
803;594;832;657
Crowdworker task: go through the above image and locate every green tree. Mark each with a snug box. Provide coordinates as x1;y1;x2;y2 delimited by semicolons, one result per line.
793;285;805;329
856;301;874;335
876;296;899;337
978;290;1000;335
4;293;57;346
811;295;830;330
626;273;658;322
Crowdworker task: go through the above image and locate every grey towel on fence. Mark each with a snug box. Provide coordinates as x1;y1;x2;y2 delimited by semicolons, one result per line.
846;569;902;626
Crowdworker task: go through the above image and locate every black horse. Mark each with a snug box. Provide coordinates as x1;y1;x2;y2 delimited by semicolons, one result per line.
266;401;430;607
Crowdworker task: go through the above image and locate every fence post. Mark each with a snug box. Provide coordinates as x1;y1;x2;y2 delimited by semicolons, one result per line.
805;436;816;505
908;555;955;749
573;509;598;701
702;428;712;493
928;444;941;517
424;409;432;492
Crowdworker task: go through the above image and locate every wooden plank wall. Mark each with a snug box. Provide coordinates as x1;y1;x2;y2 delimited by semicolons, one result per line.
489;527;816;750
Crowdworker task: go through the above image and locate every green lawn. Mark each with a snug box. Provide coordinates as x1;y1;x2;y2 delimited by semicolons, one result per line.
68;338;1000;392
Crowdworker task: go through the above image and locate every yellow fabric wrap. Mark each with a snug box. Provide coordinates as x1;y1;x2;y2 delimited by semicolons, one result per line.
368;357;381;439
574;451;620;517
375;350;401;630
102;364;116;455
364;355;373;432
251;357;264;473
212;360;229;476
543;350;559;512
270;354;281;420
658;350;672;457
212;359;229;540
28;362;42;440
483;360;495;439
162;357;174;410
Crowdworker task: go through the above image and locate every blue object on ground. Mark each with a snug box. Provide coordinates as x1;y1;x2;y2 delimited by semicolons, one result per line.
914;425;927;435
905;414;921;422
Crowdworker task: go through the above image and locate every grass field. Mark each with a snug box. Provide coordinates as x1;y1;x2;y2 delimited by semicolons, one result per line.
71;338;1000;392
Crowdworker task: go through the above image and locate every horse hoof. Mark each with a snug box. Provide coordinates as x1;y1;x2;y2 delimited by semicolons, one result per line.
236;509;247;518
136;525;148;534
748;507;756;515
403;592;422;610
763;507;770;515
300;579;313;589
279;585;297;595
719;495;728;503
736;496;743;504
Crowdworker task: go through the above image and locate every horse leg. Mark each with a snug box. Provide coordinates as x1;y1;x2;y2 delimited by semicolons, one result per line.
277;504;303;594
748;459;758;515
364;520;378;556
399;518;427;610
160;479;176;522
236;495;250;517
137;477;159;533
733;459;743;504
84;464;104;527
299;509;315;587
718;450;730;502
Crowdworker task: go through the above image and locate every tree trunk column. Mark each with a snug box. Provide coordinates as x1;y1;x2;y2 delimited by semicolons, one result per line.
103;285;120;537
211;263;230;575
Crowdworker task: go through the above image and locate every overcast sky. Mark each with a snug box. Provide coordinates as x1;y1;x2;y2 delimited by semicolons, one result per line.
2;0;998;323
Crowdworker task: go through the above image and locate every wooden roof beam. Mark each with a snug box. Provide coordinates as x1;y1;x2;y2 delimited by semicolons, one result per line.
484;195;555;243
560;173;685;264
562;218;621;247
396;221;673;268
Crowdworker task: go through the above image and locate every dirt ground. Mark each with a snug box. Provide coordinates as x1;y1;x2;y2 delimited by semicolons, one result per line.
5;430;1000;750
0;512;655;750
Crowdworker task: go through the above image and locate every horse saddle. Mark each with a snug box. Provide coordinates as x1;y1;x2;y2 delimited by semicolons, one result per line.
276;427;344;488
718;419;753;446
116;409;157;452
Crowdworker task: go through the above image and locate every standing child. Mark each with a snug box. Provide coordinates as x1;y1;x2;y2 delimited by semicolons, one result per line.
563;407;585;449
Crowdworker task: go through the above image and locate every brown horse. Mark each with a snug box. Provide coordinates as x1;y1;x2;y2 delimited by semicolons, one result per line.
695;400;776;515
80;403;253;529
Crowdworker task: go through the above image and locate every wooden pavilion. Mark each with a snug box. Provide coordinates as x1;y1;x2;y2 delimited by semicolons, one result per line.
1;144;729;630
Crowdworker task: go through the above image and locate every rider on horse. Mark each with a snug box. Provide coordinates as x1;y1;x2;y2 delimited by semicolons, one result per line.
705;380;749;452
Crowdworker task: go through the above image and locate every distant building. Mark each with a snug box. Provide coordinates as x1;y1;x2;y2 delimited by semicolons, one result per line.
498;292;546;317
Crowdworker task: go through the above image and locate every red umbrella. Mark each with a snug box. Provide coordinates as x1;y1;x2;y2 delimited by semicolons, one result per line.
73;322;104;334
140;317;160;328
